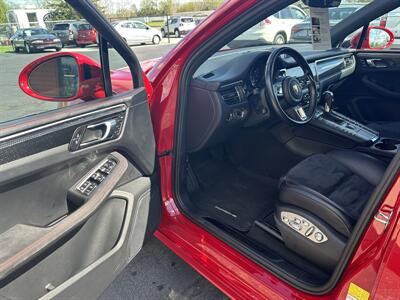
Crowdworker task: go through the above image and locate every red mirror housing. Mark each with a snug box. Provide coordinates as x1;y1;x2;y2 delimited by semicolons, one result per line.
350;26;395;50
19;52;106;102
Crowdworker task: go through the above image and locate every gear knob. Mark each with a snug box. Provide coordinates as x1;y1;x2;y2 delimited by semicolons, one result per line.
323;91;334;113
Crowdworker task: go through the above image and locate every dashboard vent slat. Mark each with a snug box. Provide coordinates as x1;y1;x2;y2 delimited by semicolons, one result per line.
220;83;243;105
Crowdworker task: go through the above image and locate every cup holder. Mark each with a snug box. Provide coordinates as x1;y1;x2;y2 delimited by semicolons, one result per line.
374;138;400;151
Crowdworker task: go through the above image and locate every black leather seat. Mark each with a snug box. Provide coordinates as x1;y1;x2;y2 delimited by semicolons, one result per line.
368;122;400;139
275;150;386;271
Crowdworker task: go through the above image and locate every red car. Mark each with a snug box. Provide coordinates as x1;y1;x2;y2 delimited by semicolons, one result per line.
75;23;97;47
3;0;400;299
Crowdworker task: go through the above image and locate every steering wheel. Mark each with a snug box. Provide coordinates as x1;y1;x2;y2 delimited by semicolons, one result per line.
265;47;318;125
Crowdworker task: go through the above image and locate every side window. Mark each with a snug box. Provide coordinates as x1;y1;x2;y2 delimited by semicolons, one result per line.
134;22;147;30
121;22;132;28
280;8;293;19
290;7;306;20
343;7;399;51
1;3;135;124
381;8;400;40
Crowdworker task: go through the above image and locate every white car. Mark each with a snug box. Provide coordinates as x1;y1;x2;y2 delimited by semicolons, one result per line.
161;16;196;37
111;20;162;45
229;5;307;47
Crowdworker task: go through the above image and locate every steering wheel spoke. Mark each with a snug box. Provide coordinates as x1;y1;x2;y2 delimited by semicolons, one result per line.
265;47;318;125
286;105;308;122
273;81;284;97
297;74;311;88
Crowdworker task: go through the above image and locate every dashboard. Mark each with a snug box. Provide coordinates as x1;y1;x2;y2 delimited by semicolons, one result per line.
186;48;356;152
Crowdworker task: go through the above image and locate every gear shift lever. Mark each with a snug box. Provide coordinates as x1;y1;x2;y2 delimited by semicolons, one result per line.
323;91;334;114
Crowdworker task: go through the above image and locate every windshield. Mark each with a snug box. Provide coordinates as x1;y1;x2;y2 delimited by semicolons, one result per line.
227;0;372;50
78;24;92;30
53;24;69;31
24;28;48;36
181;17;194;23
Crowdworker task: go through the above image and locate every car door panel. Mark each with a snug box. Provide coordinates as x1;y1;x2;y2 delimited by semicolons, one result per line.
0;88;160;299
334;51;400;123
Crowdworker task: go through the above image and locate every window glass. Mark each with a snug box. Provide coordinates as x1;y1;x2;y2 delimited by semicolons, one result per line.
0;3;136;124
121;22;133;28
181;18;194;23
342;6;400;51
134;22;147;29
290;7;306;20
78;24;92;31
53;24;69;30
280;8;293;19
227;1;379;51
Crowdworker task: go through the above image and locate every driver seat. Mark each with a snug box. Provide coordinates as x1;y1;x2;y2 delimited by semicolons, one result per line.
274;150;386;271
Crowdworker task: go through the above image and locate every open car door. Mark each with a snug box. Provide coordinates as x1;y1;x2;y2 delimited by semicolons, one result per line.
0;1;160;299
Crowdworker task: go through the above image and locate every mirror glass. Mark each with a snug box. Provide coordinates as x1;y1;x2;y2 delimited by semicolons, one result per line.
28;56;79;99
369;28;391;49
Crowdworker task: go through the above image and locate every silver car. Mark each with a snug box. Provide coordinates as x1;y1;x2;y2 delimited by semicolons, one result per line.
112;20;162;45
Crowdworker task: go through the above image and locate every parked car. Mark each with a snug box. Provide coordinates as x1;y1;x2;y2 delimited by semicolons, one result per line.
4;1;400;300
290;4;363;43
380;7;400;38
75;23;97;47
228;5;308;48
161;16;196;37
51;21;85;46
111;20;162;45
10;28;62;53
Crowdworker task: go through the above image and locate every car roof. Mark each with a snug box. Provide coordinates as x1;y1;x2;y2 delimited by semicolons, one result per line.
21;28;47;30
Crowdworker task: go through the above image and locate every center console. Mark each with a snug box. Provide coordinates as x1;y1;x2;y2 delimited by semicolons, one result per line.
312;108;380;145
311;91;398;159
311;91;379;145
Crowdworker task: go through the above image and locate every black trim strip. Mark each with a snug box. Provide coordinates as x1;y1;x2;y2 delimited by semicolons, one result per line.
0;106;125;165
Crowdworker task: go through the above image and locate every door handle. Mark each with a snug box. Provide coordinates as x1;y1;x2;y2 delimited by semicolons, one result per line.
366;59;388;68
80;119;118;147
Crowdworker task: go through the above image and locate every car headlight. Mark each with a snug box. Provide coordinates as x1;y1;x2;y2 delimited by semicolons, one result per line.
31;40;44;44
53;38;61;42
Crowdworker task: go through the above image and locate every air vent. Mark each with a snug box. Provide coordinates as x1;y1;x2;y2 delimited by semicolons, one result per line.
203;72;214;79
220;85;242;105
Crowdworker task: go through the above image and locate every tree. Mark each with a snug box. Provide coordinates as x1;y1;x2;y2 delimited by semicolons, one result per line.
159;0;177;16
0;0;9;23
44;0;80;20
43;0;105;20
138;0;160;17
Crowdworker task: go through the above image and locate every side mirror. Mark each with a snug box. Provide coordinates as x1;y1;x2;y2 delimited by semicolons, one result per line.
351;26;394;50
19;53;105;101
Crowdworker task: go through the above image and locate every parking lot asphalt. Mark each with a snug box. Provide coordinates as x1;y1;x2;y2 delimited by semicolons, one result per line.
100;238;227;300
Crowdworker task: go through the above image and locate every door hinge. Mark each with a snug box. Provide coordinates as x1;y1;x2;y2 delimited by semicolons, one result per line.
158;150;173;157
374;208;393;230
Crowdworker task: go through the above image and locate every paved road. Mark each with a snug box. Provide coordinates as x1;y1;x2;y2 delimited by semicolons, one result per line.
100;238;227;300
0;41;178;123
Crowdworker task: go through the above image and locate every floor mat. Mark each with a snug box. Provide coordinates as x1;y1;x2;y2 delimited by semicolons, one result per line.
190;157;278;232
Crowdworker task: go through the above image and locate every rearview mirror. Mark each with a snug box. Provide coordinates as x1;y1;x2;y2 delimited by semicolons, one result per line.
19;53;105;101
302;0;341;8
350;26;394;50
